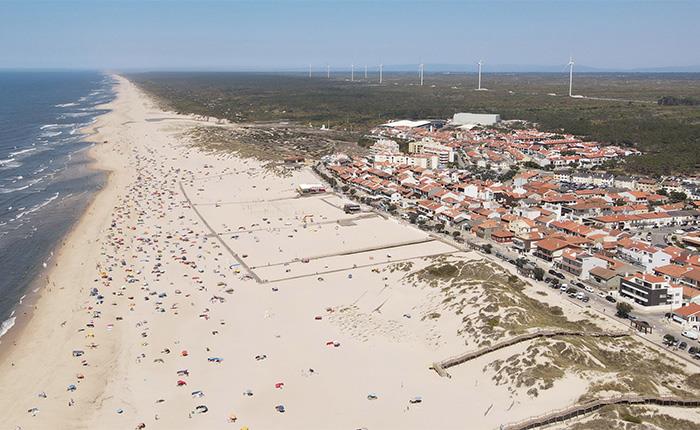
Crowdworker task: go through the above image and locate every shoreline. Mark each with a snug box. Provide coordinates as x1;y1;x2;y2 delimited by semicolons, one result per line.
0;75;131;425
0;88;117;360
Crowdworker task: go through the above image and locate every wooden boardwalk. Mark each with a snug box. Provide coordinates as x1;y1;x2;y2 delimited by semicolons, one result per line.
432;329;629;378
501;395;700;430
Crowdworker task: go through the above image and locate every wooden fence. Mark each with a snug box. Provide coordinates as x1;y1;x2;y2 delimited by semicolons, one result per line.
432;329;628;377
500;394;700;430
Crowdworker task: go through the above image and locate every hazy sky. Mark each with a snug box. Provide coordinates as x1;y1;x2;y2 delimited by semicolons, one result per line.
1;0;698;70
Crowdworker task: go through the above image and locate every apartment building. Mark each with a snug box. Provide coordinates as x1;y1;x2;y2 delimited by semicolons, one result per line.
619;273;683;308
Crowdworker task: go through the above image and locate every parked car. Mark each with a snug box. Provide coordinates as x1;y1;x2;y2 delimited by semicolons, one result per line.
678;341;688;350
575;281;585;289
605;295;617;303
681;330;699;340
555;272;565;280
559;284;568;292
582;296;590;303
584;285;594;293
663;334;677;346
597;291;606;298
575;292;585;300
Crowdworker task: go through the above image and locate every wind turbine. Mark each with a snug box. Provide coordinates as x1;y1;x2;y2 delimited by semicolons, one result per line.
568;56;574;97
326;64;330;79
477;60;483;90
364;64;368;79
351;63;354;82
379;63;383;84
309;63;312;78
419;62;424;86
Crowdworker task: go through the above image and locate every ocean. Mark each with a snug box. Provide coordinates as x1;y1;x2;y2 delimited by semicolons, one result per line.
0;71;115;340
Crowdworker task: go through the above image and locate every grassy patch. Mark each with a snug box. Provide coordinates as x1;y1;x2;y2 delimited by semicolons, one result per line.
407;257;599;346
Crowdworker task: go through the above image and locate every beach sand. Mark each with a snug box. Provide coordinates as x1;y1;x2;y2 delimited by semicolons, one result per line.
0;76;693;430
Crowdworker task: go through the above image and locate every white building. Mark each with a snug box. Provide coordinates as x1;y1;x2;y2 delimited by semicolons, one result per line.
408;138;454;168
373;152;439;169
452;112;501;127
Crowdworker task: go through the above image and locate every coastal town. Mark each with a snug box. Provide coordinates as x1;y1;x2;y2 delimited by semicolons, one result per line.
312;112;700;353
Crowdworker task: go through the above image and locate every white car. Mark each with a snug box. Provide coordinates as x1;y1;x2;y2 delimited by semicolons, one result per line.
585;286;594;293
681;330;699;340
597;291;606;298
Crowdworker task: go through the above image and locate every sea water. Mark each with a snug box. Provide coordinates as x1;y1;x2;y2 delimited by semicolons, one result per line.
0;71;115;340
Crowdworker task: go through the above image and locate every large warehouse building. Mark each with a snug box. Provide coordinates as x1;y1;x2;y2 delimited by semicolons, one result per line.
452;112;501;127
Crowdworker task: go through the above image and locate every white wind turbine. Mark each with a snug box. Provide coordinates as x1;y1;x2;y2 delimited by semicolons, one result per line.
326;64;330;79
419;62;424;86
379;63;383;84
351;63;354;82
568;56;575;97
475;60;488;91
364;64;368;79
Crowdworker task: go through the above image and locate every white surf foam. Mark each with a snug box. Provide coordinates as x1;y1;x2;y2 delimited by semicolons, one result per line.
0;316;16;338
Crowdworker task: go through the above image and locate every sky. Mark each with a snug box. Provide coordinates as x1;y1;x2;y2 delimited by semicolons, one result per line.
1;0;699;71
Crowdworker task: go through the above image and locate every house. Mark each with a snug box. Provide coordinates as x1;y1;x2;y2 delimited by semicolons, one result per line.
558;250;607;279
671;303;700;331
588;267;623;292
681;268;700;289
534;237;575;263
508;217;537;237
653;264;693;284
619;273;683;308
512;231;544;254
416;199;445;218
492;229;514;244
617;238;671;272
473;219;503;240
682;287;700;306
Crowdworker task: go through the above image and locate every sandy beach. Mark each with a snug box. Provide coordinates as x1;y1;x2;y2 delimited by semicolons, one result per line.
0;76;698;430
